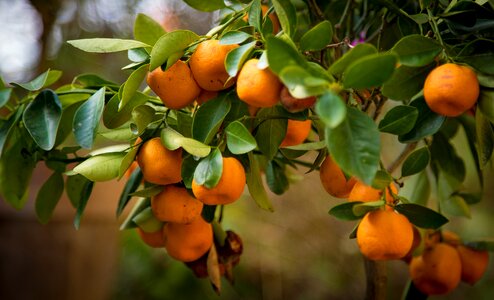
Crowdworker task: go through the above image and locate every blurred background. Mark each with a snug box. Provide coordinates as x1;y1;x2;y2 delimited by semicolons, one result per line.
0;0;493;299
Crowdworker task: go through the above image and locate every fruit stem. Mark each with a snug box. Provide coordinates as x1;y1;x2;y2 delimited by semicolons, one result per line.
427;8;445;50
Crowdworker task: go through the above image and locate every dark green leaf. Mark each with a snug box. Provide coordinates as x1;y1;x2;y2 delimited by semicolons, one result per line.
328;202;363;221
329;44;377;75
183;0;226;12
399;97;446;143
192;95;231;144
225;121;257;154
401;147;430;177
23;90;62;150
272;0;297;37
246;152;274;212
193;148;223;188
201;205;217;223
391;35;442;67
0;107;23;157
225;41;256;77
182;155;201;189
66;174;92;208
265;160;289;195
130;185;164;198
379;105;418;135
35;172;64;224
353;200;386;216
478;89;494;123
475;110;494;168
394;203;448;229
315;91;347;128
299;20;332;51
149;30;199;71
281;140;326;151
430;132;466;182
73;87;105;148
343;53;398;89
10;69;50;91
116;166;143;217
382;64;434;101
104;92;149;129
67;38;150;53
134;13;166;46
325;107;380;185
73;152;126;182
255;114;287;160
119;64;148;110
74;180;94;230
404;171;430;205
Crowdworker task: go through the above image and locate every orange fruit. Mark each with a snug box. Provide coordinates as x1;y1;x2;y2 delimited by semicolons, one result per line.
136;227;166;248
236;58;282;108
280;119;312;147
402;226;422;264
410;243;462;295
146;60;201;109
151;185;203;224
457;245;489;285
280;86;316;113
196;90;218;105
319;155;356;198
357;209;414;260
137;137;182;185
423;63;479;117
192;157;246;205
189;40;239;91
164;216;213;262
243;4;280;34
348;181;398;206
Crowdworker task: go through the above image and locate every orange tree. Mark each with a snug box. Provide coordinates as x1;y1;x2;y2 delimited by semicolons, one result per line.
1;0;494;298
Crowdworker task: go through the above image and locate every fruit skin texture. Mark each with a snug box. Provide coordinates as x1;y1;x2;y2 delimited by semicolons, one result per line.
280;86;316;113
280;119;312;147
410;243;462;295
348;181;398;206
164;216;213;262
423;63;479;117
151;185;203;224
357;209;414;260
146;60;201;109
319;155;356;198
137;137;182;185
457;245;489;285
192;157;246;205
236;58;282;108
136;227;166;248
189;40;239;91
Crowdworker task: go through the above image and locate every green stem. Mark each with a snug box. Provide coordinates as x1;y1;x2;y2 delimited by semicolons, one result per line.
427;8;445;49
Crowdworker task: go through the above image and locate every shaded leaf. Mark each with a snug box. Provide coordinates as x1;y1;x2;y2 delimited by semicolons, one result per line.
395;203;448;229
475;110;494;168
391;35;442;67
35;172;64;224
382;64;434;101
225;41;256;77
246;153;274;212
329;43;377;75
379;105;418;135
343;53;398;89
193;148;223;188
401;147;430;177
73;179;94;230
328;202;363;221
299;20;333;51
399;97;446;143
192;95;231;144
315;91;347;128
265;160;289;195
116;166;143;217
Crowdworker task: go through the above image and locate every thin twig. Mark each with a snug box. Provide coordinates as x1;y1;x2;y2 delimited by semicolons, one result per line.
307;0;325;21
387;142;418;174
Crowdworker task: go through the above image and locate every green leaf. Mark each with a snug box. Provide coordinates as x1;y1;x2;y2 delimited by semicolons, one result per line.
401;147;430;177
442;194;471;218
315;91;347;128
475;109;494;168
464;240;494;251
119;147;139;179
35;172;64;224
73;180;94;230
43;70;63;88
193;148;223;188
391;35;442;67
378;105;418;135
399;97;446;143
478;89;494;123
272;0;297;37
67;38;150;53
371;170;393;190
104;92;149;129
328;202;363;221
225;121;257;154
98;125;135;142
353;200;386;216
246;152;274;212
66;174;92;208
382;64;434;101
192;95;231;144
119;64;148;111
183;0;226;12
299;20;333;51
255;114;287;160
325;107;380;185
394;203;448;229
130;105;156;135
22;90;62;151
128;48;149;63
225;41;256;77
120;198;150;230
0;88;12;108
282;140;326;151
73;87;105;148
130;185;164;198
0;107;23;157
73;74;118;89
201;205;217;223
73;152;126;182
279;65;329;98
134;13;166;46
220;31;252;45
149;30;199;71
403;171;430;205
329;43;377;75
161;127;211;157
116;166;143;217
10;69;50;91
430;132;466;182
248;0;262;32
266;36;307;75
132;207;163;232
265;160;289;195
182;155;201;189
343;53;398;89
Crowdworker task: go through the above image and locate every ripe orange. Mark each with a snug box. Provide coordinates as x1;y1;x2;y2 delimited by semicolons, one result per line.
280;86;316;113
146;60;201;109
357;209;414;260
164;216;213;262
236;58;282;108
137;137;182;185
457;245;489;285
280;119;312;147
423;63;479;117
402;226;422;264
410;243;462;295
151;185;203;224
319;155;356;198
136;227;166;248
189;39;239;91
196;90;218;105
192;157;246;205
348;181;398;206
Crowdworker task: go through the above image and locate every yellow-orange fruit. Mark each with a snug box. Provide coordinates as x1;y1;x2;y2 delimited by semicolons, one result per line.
423;63;479;117
280;86;316;113
137;227;166;248
410;243;462;295
348;181;398;206
189;40;239;91
137;137;182;185
164;216;213;262
402;226;422;264
236;58;282;108
196;90;218;105
151;185;203;224
357;209;414;260
146;60;201;109
280;119;312;147
457;245;489;285
319;155;356;198
192;157;246;205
